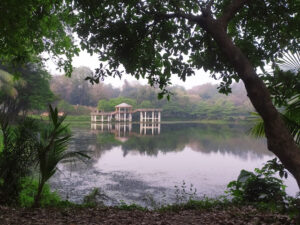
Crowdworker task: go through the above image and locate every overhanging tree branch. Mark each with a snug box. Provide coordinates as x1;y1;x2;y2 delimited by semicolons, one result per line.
218;0;250;28
200;0;214;17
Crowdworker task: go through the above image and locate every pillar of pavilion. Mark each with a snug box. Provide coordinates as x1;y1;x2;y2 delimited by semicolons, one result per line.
139;109;162;123
91;111;114;123
115;103;133;122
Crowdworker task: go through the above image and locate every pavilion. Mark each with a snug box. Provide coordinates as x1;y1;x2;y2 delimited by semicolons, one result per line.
91;102;162;122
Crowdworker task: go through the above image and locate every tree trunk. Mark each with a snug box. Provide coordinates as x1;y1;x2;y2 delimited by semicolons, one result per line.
200;17;300;188
32;180;45;208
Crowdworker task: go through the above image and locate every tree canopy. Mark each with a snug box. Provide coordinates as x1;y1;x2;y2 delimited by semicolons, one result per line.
74;0;299;94
72;0;300;188
0;0;79;75
1;0;300;188
0;63;55;120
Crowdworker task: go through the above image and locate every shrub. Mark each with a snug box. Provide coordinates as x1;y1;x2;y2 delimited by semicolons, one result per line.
226;158;289;211
0;117;39;204
33;105;89;207
19;178;61;207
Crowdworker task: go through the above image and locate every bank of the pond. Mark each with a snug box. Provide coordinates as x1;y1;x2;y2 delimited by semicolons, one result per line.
0;204;295;225
29;114;253;125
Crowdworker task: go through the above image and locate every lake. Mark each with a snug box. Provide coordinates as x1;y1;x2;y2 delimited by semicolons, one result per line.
49;122;299;207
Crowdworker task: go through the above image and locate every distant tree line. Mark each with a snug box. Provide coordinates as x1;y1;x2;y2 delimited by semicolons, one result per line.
0;62;55;121
51;67;253;121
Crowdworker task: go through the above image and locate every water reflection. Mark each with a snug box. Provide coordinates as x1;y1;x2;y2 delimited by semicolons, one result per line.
50;123;298;206
91;122;161;136
89;123;270;159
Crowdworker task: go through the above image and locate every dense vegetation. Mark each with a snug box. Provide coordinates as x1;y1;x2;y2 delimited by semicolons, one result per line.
51;67;253;121
0;105;87;207
0;63;55;121
0;0;300;223
71;0;300;191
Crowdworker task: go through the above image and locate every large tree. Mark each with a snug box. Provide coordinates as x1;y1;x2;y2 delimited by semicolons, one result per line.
0;63;55;120
0;0;79;75
1;0;299;188
72;0;300;187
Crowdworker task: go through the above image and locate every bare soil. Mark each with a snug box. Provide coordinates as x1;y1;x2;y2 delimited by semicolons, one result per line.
0;205;295;225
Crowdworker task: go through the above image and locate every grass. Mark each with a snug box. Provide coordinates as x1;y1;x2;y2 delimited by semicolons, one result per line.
16;180;233;211
4;178;299;221
19;178;63;207
29;114;253;125
158;197;232;212
29;115;90;122
118;201;147;211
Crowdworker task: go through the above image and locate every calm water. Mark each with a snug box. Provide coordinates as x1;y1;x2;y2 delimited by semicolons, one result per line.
50;122;298;207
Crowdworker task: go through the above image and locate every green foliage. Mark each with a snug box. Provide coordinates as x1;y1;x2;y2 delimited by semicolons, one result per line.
82;188;110;207
83;188;101;207
98;97;136;112
75;0;299;94
250;102;300;145
263;52;300;108
0;63;56;120
37;106;72;183
251;52;300;144
159;198;229;212
55;100;90;115
249;112;265;138
0;0;79;75
97;123;259;157
94;83;251;121
118;201;146;211
97;133;121;148
264;69;300;108
56;100;75;114
0;132;3;153
64;115;91;122
19;178;61;208
0;69;24;99
0;105;86;207
34;105;89;207
0;117;39;204
226;158;289;210
51;67;121;107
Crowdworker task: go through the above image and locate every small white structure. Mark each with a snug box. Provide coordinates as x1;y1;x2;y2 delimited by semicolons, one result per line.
115;103;133;122
139;109;161;123
91;102;162;123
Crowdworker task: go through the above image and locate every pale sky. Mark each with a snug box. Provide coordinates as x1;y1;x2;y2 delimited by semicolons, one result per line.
45;50;219;89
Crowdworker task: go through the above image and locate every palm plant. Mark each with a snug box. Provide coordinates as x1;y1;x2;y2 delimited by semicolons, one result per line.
33;105;89;207
0;116;38;204
277;51;300;74
250;51;300;145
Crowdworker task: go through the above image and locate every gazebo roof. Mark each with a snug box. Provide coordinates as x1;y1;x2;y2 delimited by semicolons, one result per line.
115;102;132;108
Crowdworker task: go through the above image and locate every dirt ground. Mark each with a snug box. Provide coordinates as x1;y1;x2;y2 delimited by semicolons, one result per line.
0;205;295;225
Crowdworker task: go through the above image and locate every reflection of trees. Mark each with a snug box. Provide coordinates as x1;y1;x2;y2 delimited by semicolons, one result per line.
92;123;270;158
58;124;270;173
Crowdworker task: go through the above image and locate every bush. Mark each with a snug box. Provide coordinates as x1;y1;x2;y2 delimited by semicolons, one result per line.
19;178;61;207
0;106;74;206
226;158;289;211
0;117;39;204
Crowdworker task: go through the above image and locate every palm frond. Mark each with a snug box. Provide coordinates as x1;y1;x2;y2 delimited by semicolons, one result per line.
34;105;90;207
250;51;300;145
249;110;300;145
277;51;300;73
248;112;265;138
